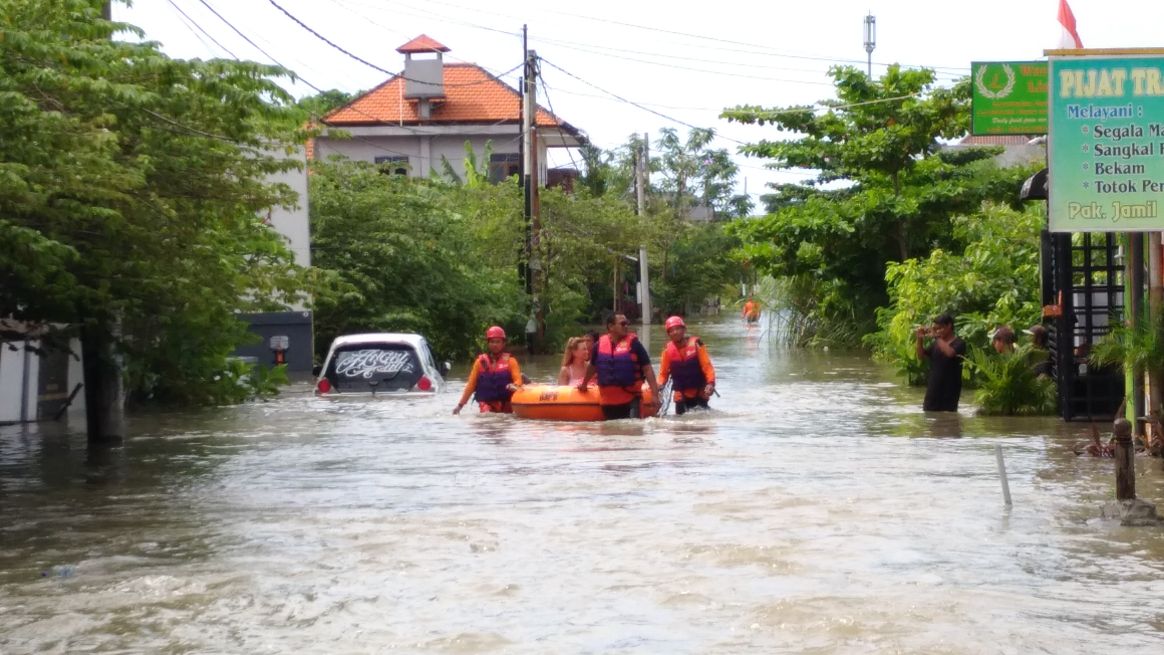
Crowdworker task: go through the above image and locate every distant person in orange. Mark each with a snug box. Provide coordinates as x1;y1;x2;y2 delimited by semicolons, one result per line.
657;316;716;415
578;313;660;420
557;336;590;386
742;297;760;323
453;326;523;414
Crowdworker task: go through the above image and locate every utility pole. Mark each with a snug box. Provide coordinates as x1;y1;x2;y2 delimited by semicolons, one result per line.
518;25;528;300
522;42;544;352
863;13;876;78
82;0;125;444
637;133;651;326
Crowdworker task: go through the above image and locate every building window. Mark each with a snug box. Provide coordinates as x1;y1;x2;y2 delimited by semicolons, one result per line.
374;155;410;176
488;153;521;184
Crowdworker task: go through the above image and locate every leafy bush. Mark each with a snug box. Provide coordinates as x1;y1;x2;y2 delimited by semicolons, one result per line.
1090;312;1164;376
967;344;1056;415
868;202;1044;385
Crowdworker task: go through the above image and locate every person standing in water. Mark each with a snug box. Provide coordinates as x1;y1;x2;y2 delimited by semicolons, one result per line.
578;313;660;420
742;297;760;324
454;326;523;414
915;313;966;412
656;316;716;415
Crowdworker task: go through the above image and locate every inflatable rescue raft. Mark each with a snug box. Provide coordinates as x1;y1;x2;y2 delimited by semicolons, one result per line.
511;384;659;421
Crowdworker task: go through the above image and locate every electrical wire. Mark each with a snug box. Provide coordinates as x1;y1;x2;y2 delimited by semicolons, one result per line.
539;57;745;146
192;0;434;159
366;0;970;75
167;0;238;58
543;56;926;133
267;0;520;87
536;65;581;174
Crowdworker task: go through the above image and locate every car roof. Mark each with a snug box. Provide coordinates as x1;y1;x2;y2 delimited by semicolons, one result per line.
329;333;430;349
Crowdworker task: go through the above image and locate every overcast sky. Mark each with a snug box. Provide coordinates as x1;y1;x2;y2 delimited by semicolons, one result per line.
116;0;1164;204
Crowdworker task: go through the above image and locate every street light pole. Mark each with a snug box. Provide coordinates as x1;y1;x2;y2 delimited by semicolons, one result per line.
863;13;876;78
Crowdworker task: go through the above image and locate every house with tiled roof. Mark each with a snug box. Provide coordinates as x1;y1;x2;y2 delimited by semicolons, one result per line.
312;36;585;183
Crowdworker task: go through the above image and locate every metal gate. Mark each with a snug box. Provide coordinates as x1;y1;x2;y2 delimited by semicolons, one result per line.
1044;231;1125;421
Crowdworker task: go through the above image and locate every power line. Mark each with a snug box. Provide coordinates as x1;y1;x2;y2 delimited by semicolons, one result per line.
376;0;970;75
167;0;238;58
191;0;419;159
533;34;854;78
543;56;925;133
267;0;518;87
535;38;836;86
197;0;282;69
328;0;522;78
539;57;747;146
536;65;580;174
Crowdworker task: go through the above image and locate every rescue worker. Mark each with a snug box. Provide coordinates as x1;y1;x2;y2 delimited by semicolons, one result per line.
656;316;716;415
577;313;661;420
453;326;523;414
742;297;760;323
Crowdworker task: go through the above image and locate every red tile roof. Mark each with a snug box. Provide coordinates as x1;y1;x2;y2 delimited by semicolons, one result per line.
396;34;450;54
324;63;577;135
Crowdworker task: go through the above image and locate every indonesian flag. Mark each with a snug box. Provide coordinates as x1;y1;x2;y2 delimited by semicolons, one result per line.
1058;0;1083;49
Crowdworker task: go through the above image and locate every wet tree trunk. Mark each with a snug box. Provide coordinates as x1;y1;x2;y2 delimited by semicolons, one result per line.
81;321;124;443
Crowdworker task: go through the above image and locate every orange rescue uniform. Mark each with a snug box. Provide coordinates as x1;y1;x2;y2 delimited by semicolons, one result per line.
657;337;716;401
457;353;523;413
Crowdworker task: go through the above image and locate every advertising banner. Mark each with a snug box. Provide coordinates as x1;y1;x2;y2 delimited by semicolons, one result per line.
971;61;1048;135
1048;54;1164;232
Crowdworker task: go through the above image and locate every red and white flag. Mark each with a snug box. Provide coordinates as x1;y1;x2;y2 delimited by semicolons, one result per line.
1058;0;1084;49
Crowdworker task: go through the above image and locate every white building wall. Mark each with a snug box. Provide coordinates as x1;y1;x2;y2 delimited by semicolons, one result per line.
0;340;39;424
316;131;553;184
266;147;311;270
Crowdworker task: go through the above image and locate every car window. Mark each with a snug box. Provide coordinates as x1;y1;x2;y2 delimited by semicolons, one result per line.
327;344;423;391
418;341;439;375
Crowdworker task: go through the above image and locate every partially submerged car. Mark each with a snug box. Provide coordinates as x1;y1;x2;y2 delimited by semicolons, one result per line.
315;333;446;395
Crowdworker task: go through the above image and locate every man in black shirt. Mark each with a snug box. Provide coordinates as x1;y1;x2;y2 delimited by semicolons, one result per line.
915;313;966;412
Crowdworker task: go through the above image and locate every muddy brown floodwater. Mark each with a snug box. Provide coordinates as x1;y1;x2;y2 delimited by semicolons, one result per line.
2;319;1164;654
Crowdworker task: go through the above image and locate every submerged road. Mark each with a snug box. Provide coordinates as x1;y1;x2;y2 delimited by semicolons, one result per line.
2;319;1163;653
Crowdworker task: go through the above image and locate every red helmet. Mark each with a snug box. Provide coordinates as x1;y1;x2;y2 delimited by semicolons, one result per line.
485;326;506;340
664;316;686;331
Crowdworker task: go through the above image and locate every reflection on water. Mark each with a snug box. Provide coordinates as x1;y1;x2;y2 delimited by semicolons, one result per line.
2;320;1164;653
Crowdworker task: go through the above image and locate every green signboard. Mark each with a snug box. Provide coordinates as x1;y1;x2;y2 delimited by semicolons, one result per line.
971;61;1048;135
1048;54;1164;232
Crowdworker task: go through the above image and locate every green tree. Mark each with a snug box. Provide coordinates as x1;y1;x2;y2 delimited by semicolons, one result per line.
296;88;358;121
0;0;308;405
655;127;746;217
309;158;524;360
724;66;1036;344
867;202;1044;385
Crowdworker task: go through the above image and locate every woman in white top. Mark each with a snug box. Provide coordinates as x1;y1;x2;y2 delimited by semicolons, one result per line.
557;336;590;386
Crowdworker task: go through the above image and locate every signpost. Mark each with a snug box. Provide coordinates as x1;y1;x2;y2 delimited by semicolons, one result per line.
1048;54;1164;232
971;61;1048;135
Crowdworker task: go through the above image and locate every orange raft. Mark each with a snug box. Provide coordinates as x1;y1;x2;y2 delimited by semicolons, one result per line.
510;384;659;421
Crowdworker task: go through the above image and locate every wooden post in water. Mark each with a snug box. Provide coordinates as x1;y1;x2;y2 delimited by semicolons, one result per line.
1113;417;1136;501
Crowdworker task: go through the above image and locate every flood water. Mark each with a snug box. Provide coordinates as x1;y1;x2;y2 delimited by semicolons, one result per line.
2;319;1164;654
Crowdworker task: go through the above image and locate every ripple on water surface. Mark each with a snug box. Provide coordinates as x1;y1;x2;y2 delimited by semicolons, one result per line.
2;321;1164;653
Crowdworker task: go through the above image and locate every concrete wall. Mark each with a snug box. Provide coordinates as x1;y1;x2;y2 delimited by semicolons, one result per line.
314;130;551;183
266;146;311;271
0;338;85;425
0;340;38;424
